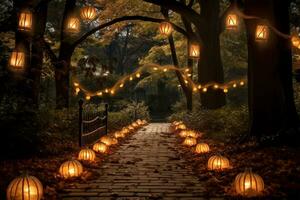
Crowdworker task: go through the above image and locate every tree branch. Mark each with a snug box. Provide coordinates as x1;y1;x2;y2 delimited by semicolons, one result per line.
71;15;188;48
143;0;203;25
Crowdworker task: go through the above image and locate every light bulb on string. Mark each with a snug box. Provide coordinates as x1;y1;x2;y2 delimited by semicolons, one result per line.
240;81;245;86
129;76;133;81
214;84;219;89
97;91;103;96
198;85;202;89
233;83;237;88
119;83;124;88
202;88;207;93
136;73;141;78
223;88;228;93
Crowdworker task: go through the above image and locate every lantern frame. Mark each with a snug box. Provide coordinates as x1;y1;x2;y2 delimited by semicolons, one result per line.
189;44;200;59
66;16;80;33
9;49;26;71
18;10;33;31
255;24;269;42
226;14;238;30
80;6;97;21
159;22;173;36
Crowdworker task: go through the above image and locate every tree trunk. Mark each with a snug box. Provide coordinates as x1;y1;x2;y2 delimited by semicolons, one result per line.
168;34;193;111
14;0;48;108
55;0;76;109
197;0;226;109
244;0;299;138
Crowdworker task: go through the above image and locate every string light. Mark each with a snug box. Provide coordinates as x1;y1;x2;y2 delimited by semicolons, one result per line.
136;73;141;78
85;95;91;100
71;63;247;100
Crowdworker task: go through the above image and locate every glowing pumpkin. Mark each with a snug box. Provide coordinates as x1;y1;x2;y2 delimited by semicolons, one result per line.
59;160;83;178
179;130;188;138
207;155;230;170
132;122;139;128
100;136;112;146
114;131;125;139
78;148;96;161
183;137;197;146
7;175;43;200
93;142;108;153
195;143;210;154
234;168;264;196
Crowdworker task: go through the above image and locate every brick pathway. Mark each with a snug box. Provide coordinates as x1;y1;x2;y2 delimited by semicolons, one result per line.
60;123;219;200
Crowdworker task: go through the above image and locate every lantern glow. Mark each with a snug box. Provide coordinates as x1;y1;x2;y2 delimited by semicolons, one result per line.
234;169;264;196
226;14;238;30
6;175;43;200
159;22;173;36
66;17;80;33
59;160;83;178
189;44;200;59
80;6;97;21
18;11;33;31
9;50;25;69
255;25;269;41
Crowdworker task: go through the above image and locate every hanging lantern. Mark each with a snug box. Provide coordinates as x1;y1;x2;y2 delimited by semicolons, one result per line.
183;137;197;146
80;6;97;21
195;143;210;154
78;148;96;162
93;142;108;153
7;175;43;200
100;136;113;146
59;160;83;179
255;25;269;42
66;17;80;33
226;14;238;30
189;44;200;59
207;155;230;171
291;36;300;47
159;22;173;36
18;11;33;31
9;50;25;70
234;168;264;196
